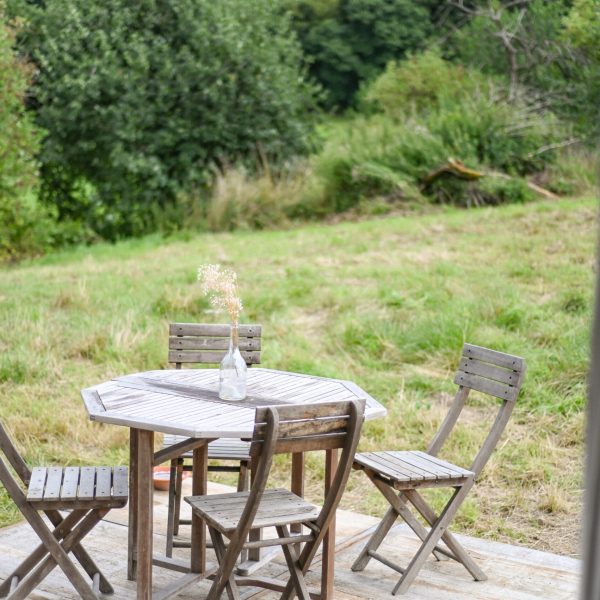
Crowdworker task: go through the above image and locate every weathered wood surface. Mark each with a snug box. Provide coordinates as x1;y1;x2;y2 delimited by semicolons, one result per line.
169;322;262;367
184;401;364;600
354;451;474;484
26;466;128;509
351;343;527;594
188;488;320;532
82;368;385;438
162;436;250;460
0;485;579;600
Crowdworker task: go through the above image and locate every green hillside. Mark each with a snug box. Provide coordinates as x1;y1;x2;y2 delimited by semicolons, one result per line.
0;196;594;556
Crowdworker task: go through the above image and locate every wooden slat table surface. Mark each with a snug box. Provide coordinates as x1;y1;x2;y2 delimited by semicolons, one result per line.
81;368;386;600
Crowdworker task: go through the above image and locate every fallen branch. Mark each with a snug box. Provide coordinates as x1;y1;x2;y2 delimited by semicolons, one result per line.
423;157;559;200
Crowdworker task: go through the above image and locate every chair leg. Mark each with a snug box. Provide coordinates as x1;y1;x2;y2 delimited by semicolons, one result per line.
237;460;249;493
367;474;448;562
351;506;399;572
207;528;241;600
44;509;113;595
166;458;179;557
393;485;473;595
10;508;108;600
0;510;86;598
173;458;184;537
276;525;311;600
405;489;487;581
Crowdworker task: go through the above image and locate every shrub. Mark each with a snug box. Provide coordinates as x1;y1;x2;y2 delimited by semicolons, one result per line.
312;53;566;210
0;3;54;261
363;48;488;117
18;0;318;239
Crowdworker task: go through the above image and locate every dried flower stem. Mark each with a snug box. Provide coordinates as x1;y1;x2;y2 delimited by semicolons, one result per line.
197;264;243;325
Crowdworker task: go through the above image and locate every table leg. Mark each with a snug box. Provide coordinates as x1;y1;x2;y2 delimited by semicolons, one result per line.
127;429;138;581
322;449;338;600
191;443;208;575
137;429;154;600
291;453;305;535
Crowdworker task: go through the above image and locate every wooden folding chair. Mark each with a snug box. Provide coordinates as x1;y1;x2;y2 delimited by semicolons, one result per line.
0;422;128;599
351;343;526;594
185;399;366;600
163;322;262;556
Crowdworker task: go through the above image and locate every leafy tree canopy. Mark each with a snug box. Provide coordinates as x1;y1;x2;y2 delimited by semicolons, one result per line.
0;1;51;260
17;0;317;239
293;0;434;109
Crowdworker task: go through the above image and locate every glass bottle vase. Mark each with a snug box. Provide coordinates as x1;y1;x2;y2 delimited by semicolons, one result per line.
219;323;247;401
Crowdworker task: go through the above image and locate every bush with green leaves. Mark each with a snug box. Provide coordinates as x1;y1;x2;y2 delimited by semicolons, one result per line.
0;4;54;261
18;0;317;239
313;52;565;209
362;48;489;117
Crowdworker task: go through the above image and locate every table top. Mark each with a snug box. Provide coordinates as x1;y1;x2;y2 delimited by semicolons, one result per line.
81;368;386;438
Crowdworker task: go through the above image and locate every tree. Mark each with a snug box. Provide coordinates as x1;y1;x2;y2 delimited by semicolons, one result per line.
448;0;600;137
18;0;317;239
0;2;50;260
293;0;434;109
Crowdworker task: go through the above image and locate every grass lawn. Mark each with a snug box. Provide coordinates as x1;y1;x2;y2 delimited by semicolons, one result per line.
0;196;594;556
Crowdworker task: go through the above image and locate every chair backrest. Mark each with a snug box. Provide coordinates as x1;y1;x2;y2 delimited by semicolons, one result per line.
237;400;365;554
426;343;526;478
168;323;262;368
0;421;32;501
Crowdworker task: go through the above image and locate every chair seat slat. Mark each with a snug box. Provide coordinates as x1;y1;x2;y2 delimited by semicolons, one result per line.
43;468;63;500
27;468;47;501
112;466;129;501
78;467;96;500
95;467;112;499
162;436;251;460
60;467;80;499
186;488;320;533
354;451;475;485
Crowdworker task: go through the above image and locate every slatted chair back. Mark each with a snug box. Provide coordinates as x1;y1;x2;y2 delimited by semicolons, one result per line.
242;400;365;558
426;343;526;478
168;323;262;367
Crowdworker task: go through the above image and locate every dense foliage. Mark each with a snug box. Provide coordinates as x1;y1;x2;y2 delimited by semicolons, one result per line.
293;0;435;109
0;0;595;255
19;0;317;239
0;3;52;261
448;0;600;135
314;50;565;211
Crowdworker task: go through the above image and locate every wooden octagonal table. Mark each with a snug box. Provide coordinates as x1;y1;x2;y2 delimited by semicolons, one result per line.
82;368;386;599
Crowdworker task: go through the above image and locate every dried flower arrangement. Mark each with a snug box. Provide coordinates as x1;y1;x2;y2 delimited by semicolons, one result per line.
197;264;243;325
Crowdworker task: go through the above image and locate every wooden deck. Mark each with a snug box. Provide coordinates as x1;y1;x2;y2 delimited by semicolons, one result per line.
0;479;579;599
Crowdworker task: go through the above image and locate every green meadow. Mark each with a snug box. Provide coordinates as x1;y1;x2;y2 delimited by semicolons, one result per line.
0;196;594;556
